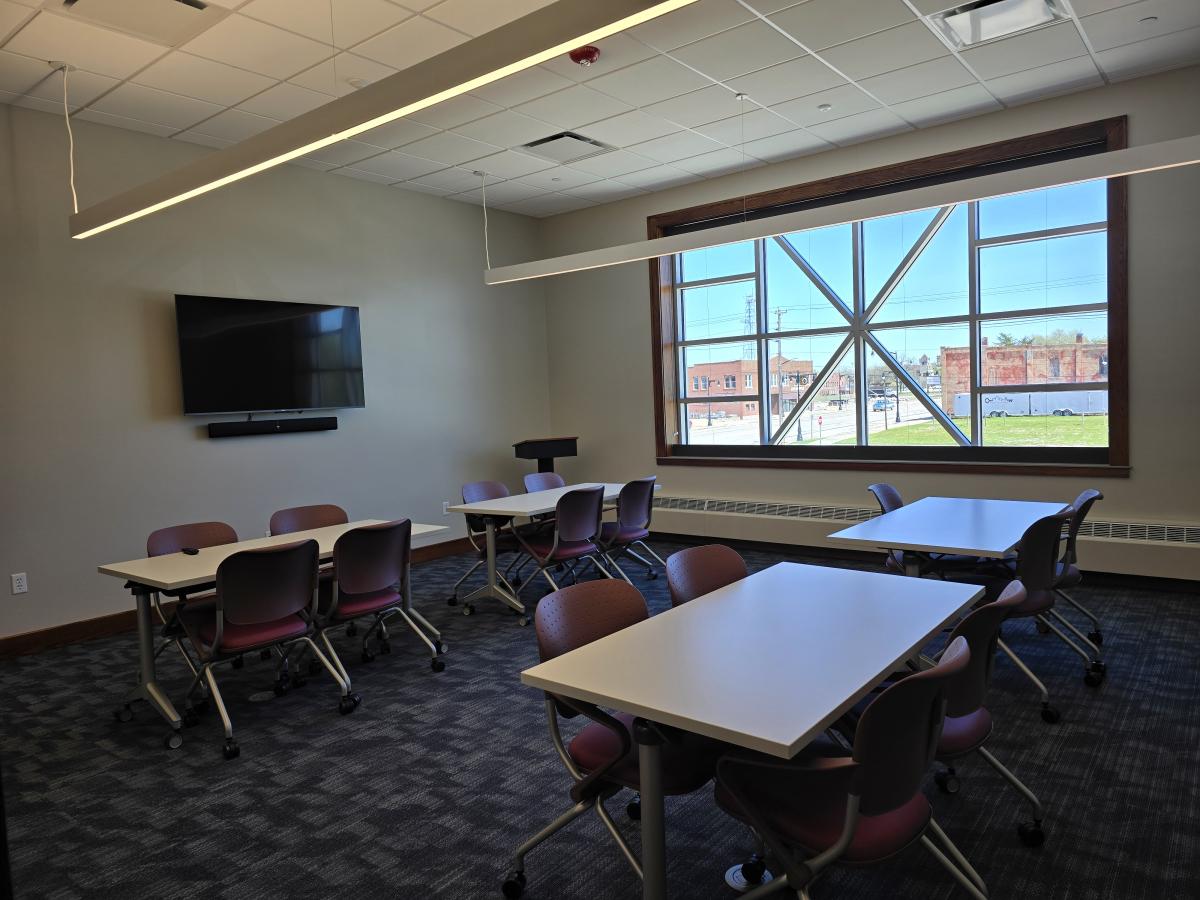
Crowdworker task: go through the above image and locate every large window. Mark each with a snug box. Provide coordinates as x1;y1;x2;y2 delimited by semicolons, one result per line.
649;120;1128;474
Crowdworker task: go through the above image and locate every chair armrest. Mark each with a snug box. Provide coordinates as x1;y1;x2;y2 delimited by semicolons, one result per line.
553;694;634;803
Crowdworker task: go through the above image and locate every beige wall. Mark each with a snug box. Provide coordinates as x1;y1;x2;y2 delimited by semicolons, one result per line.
0;105;549;637
536;67;1200;578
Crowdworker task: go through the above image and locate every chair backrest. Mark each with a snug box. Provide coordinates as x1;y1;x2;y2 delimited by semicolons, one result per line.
617;476;656;530
1064;489;1102;563
665;544;748;607
269;504;348;536
524;472;566;493
853;636;969;815
867;483;904;515
1015;510;1073;591
535;580;649;662
462;481;512;534
553;487;605;543
147;521;237;557
215;540;318;630
944;582;1026;717
333;519;411;597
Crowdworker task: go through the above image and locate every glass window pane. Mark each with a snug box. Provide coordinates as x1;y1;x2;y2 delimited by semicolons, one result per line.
873;205;968;323
682;342;757;400
774;224;854;313
981;392;1108;447
681;280;757;340
980;311;1108;387
679;241;755;283
864;331;964;446
682;401;763;445
864;208;938;304
767;335;853;446
978;180;1106;238
979;231;1107;313
765;238;849;333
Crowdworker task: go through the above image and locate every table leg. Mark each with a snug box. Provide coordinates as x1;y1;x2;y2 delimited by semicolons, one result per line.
127;589;182;734
904;558;922;578
460;519;526;621
635;719;667;900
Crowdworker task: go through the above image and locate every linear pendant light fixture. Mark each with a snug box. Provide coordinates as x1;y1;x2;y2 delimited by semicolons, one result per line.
69;0;701;239
483;133;1200;284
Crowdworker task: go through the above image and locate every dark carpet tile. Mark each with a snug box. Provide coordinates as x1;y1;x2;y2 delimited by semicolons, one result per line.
2;542;1199;899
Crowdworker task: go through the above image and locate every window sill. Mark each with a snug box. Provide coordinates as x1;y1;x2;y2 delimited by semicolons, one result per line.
655;454;1131;478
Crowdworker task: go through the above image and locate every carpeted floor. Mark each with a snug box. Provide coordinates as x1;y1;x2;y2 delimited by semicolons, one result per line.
2;540;1198;900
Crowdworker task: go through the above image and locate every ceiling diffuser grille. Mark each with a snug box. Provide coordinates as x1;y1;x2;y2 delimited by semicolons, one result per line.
520;131;615;164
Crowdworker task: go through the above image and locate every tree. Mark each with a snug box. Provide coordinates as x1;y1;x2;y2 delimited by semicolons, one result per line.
995;332;1017;347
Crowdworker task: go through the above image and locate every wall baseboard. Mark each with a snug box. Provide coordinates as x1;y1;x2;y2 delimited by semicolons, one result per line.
0;537;474;661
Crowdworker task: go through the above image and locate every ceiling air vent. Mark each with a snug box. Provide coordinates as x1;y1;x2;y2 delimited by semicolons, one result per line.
929;0;1067;49
50;0;229;47
520;131;616;165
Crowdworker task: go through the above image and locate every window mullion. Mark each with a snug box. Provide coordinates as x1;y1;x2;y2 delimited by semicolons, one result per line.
968;200;981;446
853;222;867;447
755;238;770;445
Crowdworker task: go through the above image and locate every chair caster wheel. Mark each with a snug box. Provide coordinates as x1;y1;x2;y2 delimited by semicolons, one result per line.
339;693;361;715
447;595;459;606
463;604;475;617
164;731;183;750
308;658;321;677
114;704;134;723
1041;705;1061;724
501;871;526;899
1035;619;1050;634
222;738;240;760
1084;670;1102;687
273;676;291;696
437;642;448;655
646;571;657;580
517;615;529;627
232;655;245;669
934;770;960;794
626;798;641;821
380;639;392;655
361;649;375;663
1088;630;1103;646
1018;821;1045;847
431;658;446;673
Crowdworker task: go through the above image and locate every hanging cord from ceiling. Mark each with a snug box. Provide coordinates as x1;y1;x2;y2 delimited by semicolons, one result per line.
736;91;749;224
60;64;78;214
327;0;339;95
476;170;492;269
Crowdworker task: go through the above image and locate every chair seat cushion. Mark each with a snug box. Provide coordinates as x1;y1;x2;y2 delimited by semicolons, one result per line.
1014;588;1055;616
521;536;598;563
180;604;309;656
714;739;931;863
568;712;715;796
1055;562;1082;588
937;708;993;758
599;522;650;546
332;588;402;620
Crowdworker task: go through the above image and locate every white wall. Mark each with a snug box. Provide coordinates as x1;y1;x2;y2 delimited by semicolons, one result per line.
0;105;549;637
535;67;1200;579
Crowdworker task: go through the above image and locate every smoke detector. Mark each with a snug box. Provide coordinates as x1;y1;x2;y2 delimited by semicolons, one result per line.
520;131;615;164
569;45;601;67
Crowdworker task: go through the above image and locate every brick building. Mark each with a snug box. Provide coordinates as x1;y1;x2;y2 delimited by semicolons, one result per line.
685;355;816;419
941;334;1109;409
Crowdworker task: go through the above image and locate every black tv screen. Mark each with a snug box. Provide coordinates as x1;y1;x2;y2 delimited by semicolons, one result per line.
175;295;365;415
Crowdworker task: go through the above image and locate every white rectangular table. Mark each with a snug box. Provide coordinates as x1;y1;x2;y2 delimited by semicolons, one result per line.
447;483;659;623
828;496;1069;576
521;562;983;900
98;520;446;741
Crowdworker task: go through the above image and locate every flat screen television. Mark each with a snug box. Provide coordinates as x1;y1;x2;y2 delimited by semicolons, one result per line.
175;294;365;415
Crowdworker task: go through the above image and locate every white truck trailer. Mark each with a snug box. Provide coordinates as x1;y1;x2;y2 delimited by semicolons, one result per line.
953;390;1109;418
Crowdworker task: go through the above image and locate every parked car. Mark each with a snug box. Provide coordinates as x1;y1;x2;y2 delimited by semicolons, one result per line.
872;398;894;411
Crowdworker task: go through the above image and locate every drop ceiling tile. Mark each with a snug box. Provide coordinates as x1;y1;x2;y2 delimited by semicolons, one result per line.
5;12;167;79
909;0;961;12
671;20;804;82
199;0;250;7
473;149;554;179
0;1;31;40
423;0;555;37
1070;0;1139;13
403;130;500;165
187;107;279;141
184;14;331;79
503;192;597;217
818;21;948;81
90;83;224;131
960;23;1088;80
727;55;847;107
335;167;397;184
675;146;765;176
452;180;549;205
771;82;880;127
471;65;573;106
740;128;833;162
581;110;680;147
515;166;601;191
562;179;646;202
172;131;234;149
0;50;116;106
629;129;726;163
695;107;797;144
132;52;275;107
891;83;1001;127
616;164;701;190
354;15;466;69
349;150;445;180
513;84;632;130
240;0;410;47
407;166;482;192
290;157;335;171
289;52;395;96
568;149;658;178
74;107;177;137
395;179;455;197
1095;25;1200;79
858;55;977;105
987;56;1103;103
409;94;503;130
1081;0;1200;52
630;0;755;50
304;139;390;166
4;90;66;115
805;107;910;145
539;33;657;83
454;110;558;148
769;0;915;51
237;81;330;119
641;84;740;128
358;117;440;148
587;56;711;106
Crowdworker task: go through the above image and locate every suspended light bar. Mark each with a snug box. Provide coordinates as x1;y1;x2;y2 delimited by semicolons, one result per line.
484;133;1200;284
69;0;701;239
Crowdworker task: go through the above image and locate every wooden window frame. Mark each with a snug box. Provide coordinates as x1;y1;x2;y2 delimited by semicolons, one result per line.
648;117;1129;478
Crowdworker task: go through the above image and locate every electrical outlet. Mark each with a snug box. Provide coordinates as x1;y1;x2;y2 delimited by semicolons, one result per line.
441;501;450;516
11;573;28;595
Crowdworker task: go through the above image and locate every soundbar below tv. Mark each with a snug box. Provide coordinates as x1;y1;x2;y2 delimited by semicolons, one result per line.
175;294;365;415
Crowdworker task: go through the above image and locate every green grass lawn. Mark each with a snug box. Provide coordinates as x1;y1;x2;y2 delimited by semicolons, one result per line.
836;415;1108;447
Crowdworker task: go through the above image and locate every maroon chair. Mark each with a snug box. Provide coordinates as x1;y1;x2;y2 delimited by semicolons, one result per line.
866;483;983;578
449;481;527;605
178;539;354;759
501;580;718;898
1054;489;1106;646
714;638;987;900
512;486;611;597
597;477;666;583
269;503;349;535
665;544;748;608
523;472;566;493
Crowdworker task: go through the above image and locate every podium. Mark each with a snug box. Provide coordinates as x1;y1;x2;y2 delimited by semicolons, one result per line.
513;436;578;473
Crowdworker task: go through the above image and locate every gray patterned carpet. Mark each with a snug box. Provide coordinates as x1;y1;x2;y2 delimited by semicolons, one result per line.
2;540;1198;900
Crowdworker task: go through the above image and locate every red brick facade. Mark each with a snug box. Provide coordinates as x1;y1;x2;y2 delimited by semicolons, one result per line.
941;336;1108;408
685;356;816;418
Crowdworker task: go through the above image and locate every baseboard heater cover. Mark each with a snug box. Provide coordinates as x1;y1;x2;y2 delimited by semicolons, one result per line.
207;417;337;438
